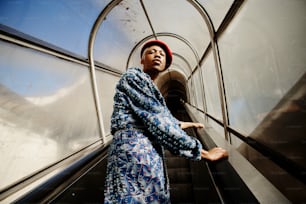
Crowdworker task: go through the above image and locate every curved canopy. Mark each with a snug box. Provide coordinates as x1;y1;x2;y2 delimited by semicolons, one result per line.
0;0;233;76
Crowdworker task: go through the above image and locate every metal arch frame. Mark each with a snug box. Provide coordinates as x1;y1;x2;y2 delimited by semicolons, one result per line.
88;0;123;143
157;68;188;99
126;35;194;105
0;2;124;199
140;0;157;39
161;54;192;104
129;0;227;134
2;0;225;144
125;2;220;131
87;0;213;142
187;0;230;141
126;32;203;108
0;25;89;67
169;53;193;104
126;32;198;72
88;0;230;141
171;53;193;77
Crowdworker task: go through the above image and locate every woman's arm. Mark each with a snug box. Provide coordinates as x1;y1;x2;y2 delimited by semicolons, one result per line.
201;148;228;161
179;121;204;129
179;122;228;161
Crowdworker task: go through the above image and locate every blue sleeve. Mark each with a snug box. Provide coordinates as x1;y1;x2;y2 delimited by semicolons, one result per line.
118;68;202;160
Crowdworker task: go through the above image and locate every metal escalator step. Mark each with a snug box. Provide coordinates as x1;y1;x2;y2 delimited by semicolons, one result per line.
165;150;174;157
167;168;192;184
170;183;195;203
166;157;190;169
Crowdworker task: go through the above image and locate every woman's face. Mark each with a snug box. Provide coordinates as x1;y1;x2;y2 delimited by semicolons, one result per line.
141;45;167;76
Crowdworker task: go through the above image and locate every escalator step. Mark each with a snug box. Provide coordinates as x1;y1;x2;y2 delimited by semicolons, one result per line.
166;157;190;168
168;168;192;184
170;183;195;203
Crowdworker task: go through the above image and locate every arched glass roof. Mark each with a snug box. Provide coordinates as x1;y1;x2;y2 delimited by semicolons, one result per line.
0;0;234;76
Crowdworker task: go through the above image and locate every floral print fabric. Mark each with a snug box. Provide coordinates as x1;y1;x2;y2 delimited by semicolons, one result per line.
104;67;202;203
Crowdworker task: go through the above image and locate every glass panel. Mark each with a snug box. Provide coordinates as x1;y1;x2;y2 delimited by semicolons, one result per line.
190;75;198;107
207;118;224;137
233;135;306;202
157;36;198;72
0;40;99;189
187;79;194;105
170;55;192;78
202;51;222;121
218;0;306;202
219;0;306;135
188;106;205;125
143;0;210;66
129;36;198;74
0;0;108;57
96;71;120;136
94;0;151;71
198;0;234;30
193;69;204;110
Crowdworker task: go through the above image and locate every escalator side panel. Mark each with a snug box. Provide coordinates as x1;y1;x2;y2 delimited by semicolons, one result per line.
50;153;108;203
190;160;222;204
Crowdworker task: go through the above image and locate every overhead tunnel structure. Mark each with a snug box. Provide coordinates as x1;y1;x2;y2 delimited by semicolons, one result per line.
0;0;305;203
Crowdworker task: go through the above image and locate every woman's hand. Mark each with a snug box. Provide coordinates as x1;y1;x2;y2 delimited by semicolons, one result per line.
201;147;228;161
180;121;204;129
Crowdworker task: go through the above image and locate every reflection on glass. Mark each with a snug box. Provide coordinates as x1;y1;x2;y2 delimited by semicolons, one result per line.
0;41;100;189
96;71;119;136
193;69;204;110
94;0;150;71
218;0;306;202
170;55;192;78
202;51;222;121
187;80;195;106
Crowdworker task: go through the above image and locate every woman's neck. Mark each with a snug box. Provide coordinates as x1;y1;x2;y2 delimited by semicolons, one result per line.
144;69;159;81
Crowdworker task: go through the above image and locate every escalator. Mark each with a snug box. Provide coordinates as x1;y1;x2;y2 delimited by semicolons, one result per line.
165;101;222;204
166;149;195;203
13;103;258;204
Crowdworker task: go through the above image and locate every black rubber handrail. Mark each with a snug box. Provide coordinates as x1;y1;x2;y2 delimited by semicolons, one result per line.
195;132;259;203
186;107;259;203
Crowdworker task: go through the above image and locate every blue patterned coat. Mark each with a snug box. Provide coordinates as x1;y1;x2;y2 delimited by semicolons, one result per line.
104;67;202;203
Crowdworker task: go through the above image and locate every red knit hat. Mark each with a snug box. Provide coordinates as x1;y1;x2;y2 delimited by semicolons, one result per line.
140;40;173;69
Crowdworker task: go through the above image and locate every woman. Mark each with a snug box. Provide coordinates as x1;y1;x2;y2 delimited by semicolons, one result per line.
104;40;228;203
